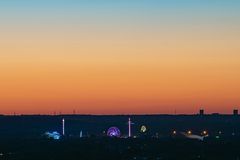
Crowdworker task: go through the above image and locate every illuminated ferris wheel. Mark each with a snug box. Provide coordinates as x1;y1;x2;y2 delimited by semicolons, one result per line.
107;127;121;137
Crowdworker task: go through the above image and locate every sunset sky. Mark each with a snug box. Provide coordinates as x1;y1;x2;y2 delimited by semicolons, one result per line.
0;0;240;115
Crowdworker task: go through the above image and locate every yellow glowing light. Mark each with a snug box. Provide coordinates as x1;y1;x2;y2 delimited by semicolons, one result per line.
140;125;147;133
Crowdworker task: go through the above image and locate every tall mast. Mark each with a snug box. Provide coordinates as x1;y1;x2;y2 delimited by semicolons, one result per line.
62;118;65;136
128;117;131;137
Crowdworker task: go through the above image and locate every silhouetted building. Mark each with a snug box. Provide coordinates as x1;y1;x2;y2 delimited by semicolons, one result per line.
233;109;238;115
199;109;204;115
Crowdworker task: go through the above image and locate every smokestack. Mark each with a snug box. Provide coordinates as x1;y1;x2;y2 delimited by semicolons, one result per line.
199;109;204;116
233;109;238;116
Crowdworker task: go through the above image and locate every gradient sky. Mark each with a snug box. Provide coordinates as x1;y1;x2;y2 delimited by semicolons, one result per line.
0;0;240;115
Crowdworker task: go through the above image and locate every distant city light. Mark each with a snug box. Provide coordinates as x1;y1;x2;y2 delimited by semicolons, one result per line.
202;130;208;135
187;130;192;135
107;127;121;137
173;130;177;135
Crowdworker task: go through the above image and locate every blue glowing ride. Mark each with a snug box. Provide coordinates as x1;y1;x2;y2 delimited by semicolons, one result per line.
45;131;61;140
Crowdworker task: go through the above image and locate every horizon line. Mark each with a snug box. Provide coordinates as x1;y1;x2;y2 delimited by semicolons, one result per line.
0;113;239;116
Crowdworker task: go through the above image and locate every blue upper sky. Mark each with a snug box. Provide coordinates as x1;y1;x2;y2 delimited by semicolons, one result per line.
0;0;239;38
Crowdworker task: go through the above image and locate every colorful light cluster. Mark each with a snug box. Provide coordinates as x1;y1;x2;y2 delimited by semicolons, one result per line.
45;131;61;140
107;127;121;137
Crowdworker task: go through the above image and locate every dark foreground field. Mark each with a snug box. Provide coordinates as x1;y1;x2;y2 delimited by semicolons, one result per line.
1;115;240;159
0;137;240;160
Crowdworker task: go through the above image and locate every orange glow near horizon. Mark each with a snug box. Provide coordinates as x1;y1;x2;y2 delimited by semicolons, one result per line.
1;51;239;115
